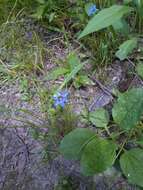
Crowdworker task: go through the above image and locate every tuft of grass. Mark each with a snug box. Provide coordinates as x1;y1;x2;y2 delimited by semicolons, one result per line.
0;0;35;24
0;21;46;80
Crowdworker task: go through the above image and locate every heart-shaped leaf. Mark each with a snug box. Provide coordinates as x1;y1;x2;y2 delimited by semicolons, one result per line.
120;148;143;187
89;108;109;128
60;128;95;159
81;137;117;175
60;128;117;176
112;88;143;130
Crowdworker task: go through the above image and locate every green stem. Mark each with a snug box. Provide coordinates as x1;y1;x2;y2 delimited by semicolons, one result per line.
113;129;134;163
113;138;127;163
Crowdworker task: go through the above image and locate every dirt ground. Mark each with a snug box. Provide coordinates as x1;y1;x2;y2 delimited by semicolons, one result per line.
0;19;142;190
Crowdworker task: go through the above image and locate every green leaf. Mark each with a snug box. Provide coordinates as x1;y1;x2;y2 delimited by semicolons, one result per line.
73;75;94;88
135;136;143;146
60;128;117;176
36;0;45;4
133;0;143;17
81;137;117;175
58;62;84;91
112;18;129;34
32;5;45;19
45;67;69;80
136;62;143;79
123;0;132;4
78;5;132;39
49;12;56;23
89;108;109;128
60;128;95;160
67;52;81;70
112;88;143;130
115;38;137;60
120;148;143;187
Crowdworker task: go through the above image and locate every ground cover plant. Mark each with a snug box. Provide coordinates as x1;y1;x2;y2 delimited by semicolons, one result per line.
60;1;143;188
0;0;143;189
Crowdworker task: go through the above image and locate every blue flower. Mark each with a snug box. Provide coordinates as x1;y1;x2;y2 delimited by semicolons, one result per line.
53;90;69;109
87;4;97;16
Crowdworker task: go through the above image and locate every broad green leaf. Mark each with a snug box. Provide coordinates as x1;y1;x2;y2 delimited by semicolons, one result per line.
112;18;129;34
120;148;143;187
115;38;137;60
45;68;69;80
89;108;109;128
60;128;117;176
78;5;132;39
60;128;95;160
81;137;117;175
67;52;81;70
112;88;143;130
136;62;143;79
